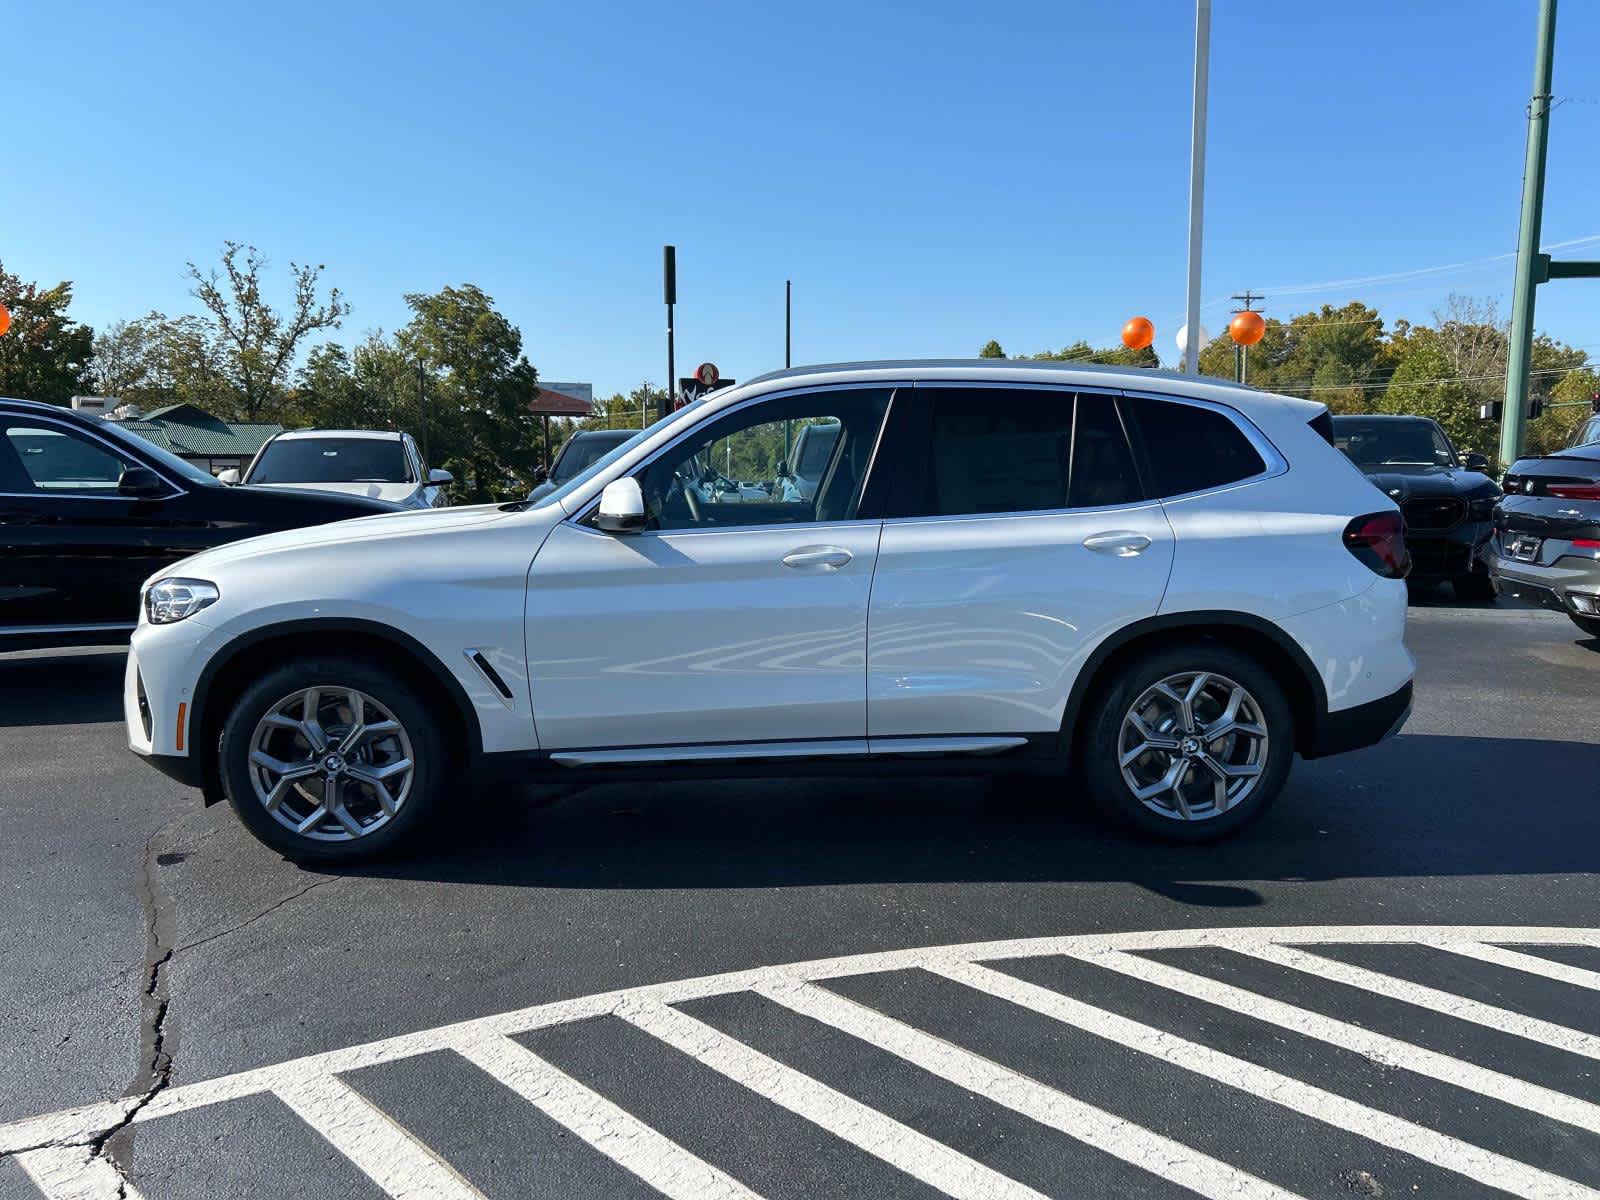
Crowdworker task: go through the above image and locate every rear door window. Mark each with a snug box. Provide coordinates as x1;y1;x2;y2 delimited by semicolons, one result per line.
884;388;1144;518
1123;396;1267;497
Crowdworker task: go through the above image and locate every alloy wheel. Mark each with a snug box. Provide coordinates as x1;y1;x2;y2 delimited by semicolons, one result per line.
1116;671;1268;822
247;686;415;842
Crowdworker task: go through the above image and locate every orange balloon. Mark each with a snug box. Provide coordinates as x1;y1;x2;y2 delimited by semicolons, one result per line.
1229;310;1266;346
1121;316;1155;350
0;304;10;337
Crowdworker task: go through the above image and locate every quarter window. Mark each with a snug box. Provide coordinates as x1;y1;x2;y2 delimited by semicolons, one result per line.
1124;396;1267;497
632;389;892;531
1;422;141;496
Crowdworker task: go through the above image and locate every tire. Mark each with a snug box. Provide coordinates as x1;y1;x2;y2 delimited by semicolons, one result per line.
1570;614;1600;640
1080;641;1294;842
218;655;448;863
1452;573;1497;603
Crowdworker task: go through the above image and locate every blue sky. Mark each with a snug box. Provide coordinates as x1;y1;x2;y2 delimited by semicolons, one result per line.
9;1;1599;397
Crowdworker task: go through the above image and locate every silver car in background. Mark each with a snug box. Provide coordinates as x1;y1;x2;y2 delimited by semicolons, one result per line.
223;429;452;509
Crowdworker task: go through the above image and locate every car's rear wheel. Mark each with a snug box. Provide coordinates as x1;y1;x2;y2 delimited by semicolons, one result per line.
1081;642;1293;841
219;656;446;862
1570;614;1600;640
1452;573;1497;603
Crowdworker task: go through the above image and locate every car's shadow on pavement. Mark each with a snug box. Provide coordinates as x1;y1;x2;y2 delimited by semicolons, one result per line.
0;650;126;727
322;731;1599;903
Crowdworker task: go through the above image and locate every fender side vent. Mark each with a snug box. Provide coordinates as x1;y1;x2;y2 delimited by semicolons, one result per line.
468;651;515;699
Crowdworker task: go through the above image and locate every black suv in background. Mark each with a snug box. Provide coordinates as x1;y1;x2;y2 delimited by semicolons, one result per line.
0;398;399;649
1331;414;1500;600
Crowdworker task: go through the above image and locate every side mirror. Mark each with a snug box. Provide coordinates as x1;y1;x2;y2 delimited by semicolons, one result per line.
776;459;791;478
531;466;549;485
427;468;453;485
118;466;168;498
215;468;240;485
1462;452;1490;472
595;476;646;533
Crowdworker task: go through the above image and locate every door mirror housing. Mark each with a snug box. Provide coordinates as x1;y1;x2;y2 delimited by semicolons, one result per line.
1461;452;1490;472
215;468;240;485
596;476;646;533
427;468;453;486
118;466;168;498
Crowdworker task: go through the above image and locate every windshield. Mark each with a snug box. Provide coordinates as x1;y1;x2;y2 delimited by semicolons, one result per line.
95;418;220;487
554;432;635;483
248;437;411;484
1332;419;1456;468
537;412;684;509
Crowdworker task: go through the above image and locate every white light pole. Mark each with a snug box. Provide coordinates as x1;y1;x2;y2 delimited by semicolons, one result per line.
1182;0;1212;375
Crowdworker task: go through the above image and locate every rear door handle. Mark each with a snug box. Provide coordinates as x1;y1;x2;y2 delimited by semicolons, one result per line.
1082;530;1152;557
782;545;853;571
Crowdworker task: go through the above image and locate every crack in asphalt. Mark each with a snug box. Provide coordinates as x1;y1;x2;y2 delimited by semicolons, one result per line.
169;875;342;958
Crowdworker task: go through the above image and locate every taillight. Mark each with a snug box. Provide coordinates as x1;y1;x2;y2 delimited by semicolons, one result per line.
1546;483;1600;501
1573;538;1600;550
1343;511;1410;578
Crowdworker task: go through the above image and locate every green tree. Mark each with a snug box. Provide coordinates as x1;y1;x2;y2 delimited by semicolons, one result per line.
1375;337;1495;451
398;284;540;501
187;242;350;421
1029;340;1158;368
0;260;94;404
978;339;1005;358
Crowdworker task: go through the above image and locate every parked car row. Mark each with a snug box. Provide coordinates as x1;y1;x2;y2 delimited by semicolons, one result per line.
0;399;405;648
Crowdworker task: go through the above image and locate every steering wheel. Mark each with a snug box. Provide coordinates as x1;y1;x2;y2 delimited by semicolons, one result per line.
674;468;703;523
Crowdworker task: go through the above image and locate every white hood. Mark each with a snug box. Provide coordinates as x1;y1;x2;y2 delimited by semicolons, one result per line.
165;503;515;578
254;480;420;505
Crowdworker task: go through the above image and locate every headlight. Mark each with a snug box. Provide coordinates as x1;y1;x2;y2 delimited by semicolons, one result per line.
144;578;220;624
1468;495;1500;521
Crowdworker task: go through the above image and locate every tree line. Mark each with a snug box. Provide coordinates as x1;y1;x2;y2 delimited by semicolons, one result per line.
0;245;544;502
981;296;1597;461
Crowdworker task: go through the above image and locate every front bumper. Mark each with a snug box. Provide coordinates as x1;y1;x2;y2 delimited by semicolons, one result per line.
1404;519;1493;581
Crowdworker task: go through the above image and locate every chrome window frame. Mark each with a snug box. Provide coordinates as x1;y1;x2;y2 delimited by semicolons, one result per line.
0;411;185;502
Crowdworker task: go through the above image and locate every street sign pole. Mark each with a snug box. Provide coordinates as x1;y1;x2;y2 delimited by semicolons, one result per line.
1501;0;1557;466
1181;0;1212;376
663;246;677;424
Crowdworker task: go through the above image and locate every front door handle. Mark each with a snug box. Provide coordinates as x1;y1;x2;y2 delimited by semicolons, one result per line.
782;545;853;571
1082;530;1152;557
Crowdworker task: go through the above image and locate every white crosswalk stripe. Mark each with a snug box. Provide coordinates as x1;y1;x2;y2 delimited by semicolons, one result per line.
3;925;1599;1200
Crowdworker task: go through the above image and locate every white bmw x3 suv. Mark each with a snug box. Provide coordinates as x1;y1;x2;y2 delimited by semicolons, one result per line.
125;361;1414;862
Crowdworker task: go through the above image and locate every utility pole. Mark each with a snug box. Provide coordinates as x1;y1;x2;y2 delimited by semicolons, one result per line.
663;245;677;424
1181;0;1212;375
1502;0;1558;466
785;279;792;369
1230;290;1264;384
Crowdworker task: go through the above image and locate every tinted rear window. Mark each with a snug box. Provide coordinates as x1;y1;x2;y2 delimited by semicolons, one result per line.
249;438;410;484
887;388;1143;517
1125;397;1267;497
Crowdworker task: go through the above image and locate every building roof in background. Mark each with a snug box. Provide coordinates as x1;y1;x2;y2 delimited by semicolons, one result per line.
528;382;594;418
111;403;283;458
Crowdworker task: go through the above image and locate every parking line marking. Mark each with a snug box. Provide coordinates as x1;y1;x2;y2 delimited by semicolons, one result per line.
1061;946;1600;1135
756;980;1299;1200
934;959;1600;1199
1427;940;1600;994
274;1073;483;1200
618;996;1052;1200
11;1145;146;1200
453;1034;762;1200
8;927;1600;1198
1233;941;1600;1062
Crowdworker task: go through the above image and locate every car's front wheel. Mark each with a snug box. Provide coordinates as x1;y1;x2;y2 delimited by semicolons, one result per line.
219;655;446;862
1081;642;1294;841
1452;573;1497;603
1570;613;1600;640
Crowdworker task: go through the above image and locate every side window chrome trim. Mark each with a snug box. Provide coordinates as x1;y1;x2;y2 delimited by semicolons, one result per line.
566;381;911;528
1118;388;1289;502
0;414;185;501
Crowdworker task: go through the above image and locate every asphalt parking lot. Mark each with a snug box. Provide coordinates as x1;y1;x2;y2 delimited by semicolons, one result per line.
1;594;1597;1198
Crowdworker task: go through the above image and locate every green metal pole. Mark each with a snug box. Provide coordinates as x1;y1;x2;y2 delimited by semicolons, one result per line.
1501;0;1558;467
